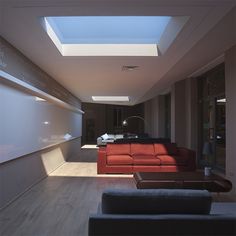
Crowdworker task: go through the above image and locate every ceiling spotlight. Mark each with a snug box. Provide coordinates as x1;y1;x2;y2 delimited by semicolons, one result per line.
122;66;139;71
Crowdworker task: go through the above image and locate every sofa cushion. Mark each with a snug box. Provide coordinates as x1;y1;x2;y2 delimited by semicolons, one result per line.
130;144;155;156
106;144;130;155
102;189;212;215
107;155;133;165
114;134;124;139
154;143;178;155
133;156;161;165
158;155;188;166
101;133;109;140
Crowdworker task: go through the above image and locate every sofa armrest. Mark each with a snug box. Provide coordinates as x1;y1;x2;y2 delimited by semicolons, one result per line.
97;137;103;146
97;147;107;174
178;147;196;171
102;189;212;214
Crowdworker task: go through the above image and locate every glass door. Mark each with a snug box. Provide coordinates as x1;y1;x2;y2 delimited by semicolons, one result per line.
214;96;226;170
201;99;214;165
200;96;226;171
198;63;225;172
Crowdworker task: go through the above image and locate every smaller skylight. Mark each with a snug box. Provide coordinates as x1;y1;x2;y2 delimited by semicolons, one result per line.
92;96;129;102
43;16;171;56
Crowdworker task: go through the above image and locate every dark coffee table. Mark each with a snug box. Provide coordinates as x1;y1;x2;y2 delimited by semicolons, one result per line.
134;172;232;192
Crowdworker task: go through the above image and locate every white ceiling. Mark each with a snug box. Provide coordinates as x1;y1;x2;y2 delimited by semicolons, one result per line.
1;0;236;105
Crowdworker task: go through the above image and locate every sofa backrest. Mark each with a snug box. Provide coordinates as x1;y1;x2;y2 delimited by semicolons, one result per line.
106;143;180;156
154;143;179;155
114;137;171;144
89;189;236;236
101;189;212;215
106;144;130;155
89;214;236;236
130;144;155;157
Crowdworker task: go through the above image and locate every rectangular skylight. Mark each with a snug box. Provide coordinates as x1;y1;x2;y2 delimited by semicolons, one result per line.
45;16;170;44
92;96;129;102
43;16;171;56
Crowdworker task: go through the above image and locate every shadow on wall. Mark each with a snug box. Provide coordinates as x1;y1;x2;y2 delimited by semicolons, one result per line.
0;138;81;210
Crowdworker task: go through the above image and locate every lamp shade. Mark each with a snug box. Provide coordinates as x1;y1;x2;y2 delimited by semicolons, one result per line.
122;120;128;126
122;116;146;127
202;142;213;155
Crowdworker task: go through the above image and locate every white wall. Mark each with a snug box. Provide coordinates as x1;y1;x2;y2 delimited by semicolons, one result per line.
171;80;186;147
170;78;198;149
0;82;82;163
225;44;236;195
0;83;82;209
144;97;158;137
145;80;198;147
144;95;166;138
185;78;198;150
0;38;83;209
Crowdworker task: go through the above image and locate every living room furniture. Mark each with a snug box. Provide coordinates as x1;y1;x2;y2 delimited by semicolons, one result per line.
97;143;196;174
97;133;124;146
134;172;232;192
114;137;170;144
88;188;236;236
97;133;170;146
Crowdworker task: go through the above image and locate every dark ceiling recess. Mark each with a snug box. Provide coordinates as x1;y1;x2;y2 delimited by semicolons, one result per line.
122;66;139;71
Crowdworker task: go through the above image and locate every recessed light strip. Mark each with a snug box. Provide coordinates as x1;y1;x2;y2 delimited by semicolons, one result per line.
92;96;129;102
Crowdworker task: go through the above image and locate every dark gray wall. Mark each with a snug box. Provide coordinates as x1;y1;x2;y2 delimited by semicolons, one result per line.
82;103;144;144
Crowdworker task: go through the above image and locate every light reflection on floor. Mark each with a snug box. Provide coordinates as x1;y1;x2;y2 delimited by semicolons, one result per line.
50;162;132;178
81;144;98;149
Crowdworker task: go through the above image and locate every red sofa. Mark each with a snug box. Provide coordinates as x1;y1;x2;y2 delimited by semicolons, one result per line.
97;143;196;174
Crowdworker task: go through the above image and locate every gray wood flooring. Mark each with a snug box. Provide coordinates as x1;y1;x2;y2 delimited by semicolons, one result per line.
0;146;235;236
0;146;134;236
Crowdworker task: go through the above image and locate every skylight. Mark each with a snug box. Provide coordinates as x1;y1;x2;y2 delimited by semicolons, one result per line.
46;16;170;44
43;16;171;56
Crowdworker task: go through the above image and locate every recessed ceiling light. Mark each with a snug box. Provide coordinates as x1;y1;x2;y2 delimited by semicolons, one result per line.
92;96;129;102
35;96;46;101
122;66;139;71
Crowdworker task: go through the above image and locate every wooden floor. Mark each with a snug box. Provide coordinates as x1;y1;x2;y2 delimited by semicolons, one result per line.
0;146;235;236
0;146;134;236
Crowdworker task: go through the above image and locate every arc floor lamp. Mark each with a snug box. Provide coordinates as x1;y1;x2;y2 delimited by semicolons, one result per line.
122;116;148;132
